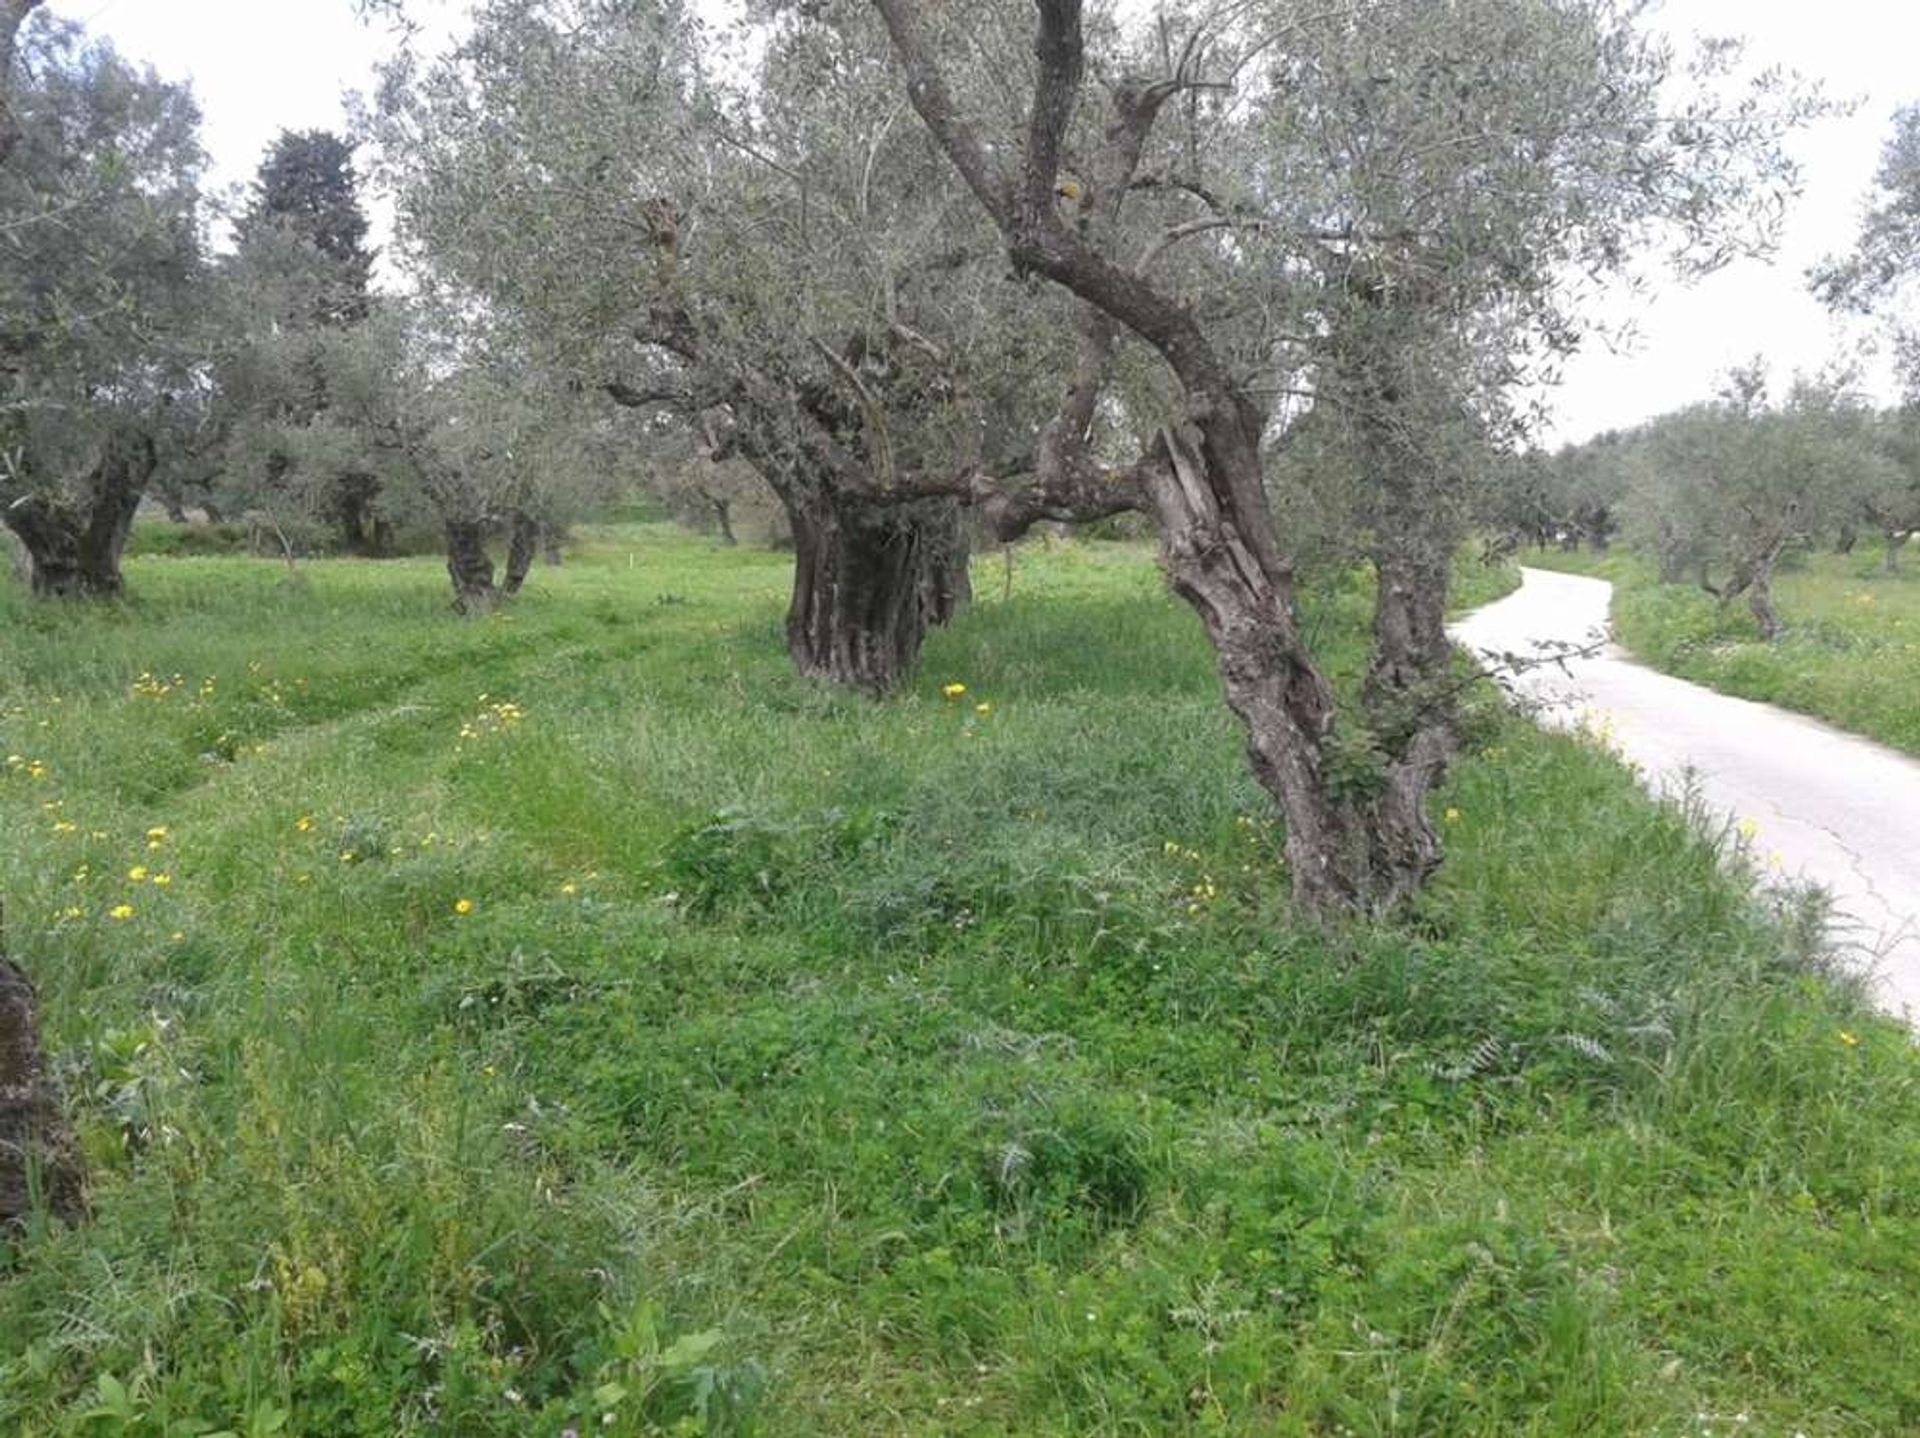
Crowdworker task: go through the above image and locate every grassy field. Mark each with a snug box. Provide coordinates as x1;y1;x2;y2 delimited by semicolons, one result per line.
1;525;1915;1437
1527;546;1920;757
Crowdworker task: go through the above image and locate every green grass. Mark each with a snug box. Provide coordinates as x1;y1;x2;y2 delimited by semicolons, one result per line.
1;528;1914;1436
1527;546;1920;756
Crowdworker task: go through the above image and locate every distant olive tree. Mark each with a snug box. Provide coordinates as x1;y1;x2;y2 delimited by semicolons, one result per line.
0;13;207;597
1867;408;1920;572
1621;365;1887;638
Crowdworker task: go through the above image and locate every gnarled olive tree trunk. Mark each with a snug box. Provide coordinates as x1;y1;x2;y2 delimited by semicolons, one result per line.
502;509;540;595
2;427;155;597
784;491;965;693
1747;560;1781;641
1148;430;1449;914
443;517;498;614
1704;547;1785;642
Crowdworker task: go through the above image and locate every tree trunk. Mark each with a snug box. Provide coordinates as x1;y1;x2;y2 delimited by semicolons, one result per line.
336;472;384;557
784;491;958;693
3;496;87;596
1146;430;1439;917
541;524;565;566
1;428;153;597
162;493;189;524
712;497;738;547
1748;555;1781;641
1359;536;1457;898
1836;522;1858;555
1;957;85;1228
502;510;539;595
1885;529;1907;575
201;499;225;524
443;518;498;614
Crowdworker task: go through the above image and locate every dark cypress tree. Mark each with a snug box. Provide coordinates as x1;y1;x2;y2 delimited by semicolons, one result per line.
237;129;373;324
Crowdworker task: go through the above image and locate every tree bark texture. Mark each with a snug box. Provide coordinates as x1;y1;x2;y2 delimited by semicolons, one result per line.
1148;432;1446;915
784;491;962;693
1;956;85;1228
502;509;539;595
1748;556;1781;641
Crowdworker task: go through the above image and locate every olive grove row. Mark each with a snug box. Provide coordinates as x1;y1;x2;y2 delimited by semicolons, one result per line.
4;0;1884;912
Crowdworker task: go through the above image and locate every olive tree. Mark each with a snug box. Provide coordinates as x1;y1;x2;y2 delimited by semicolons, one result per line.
1866;407;1920;572
0;13;207;597
864;0;1818;914
372;0;1079;690
1628;366;1882;637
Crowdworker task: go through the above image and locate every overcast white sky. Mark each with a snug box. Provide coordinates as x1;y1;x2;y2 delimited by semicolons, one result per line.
45;0;1920;444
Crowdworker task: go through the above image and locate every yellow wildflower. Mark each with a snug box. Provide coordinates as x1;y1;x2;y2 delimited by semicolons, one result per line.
974;702;992;716
147;826;169;841
296;815;314;833
454;898;475;916
1444;808;1462;824
560;881;579;897
1839;1030;1860;1048
152;874;173;888
128;866;149;882
1737;817;1759;841
941;682;967;699
108;904;134;921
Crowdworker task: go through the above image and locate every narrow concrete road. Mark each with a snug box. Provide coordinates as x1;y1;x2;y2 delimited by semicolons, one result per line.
1452;566;1920;1023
